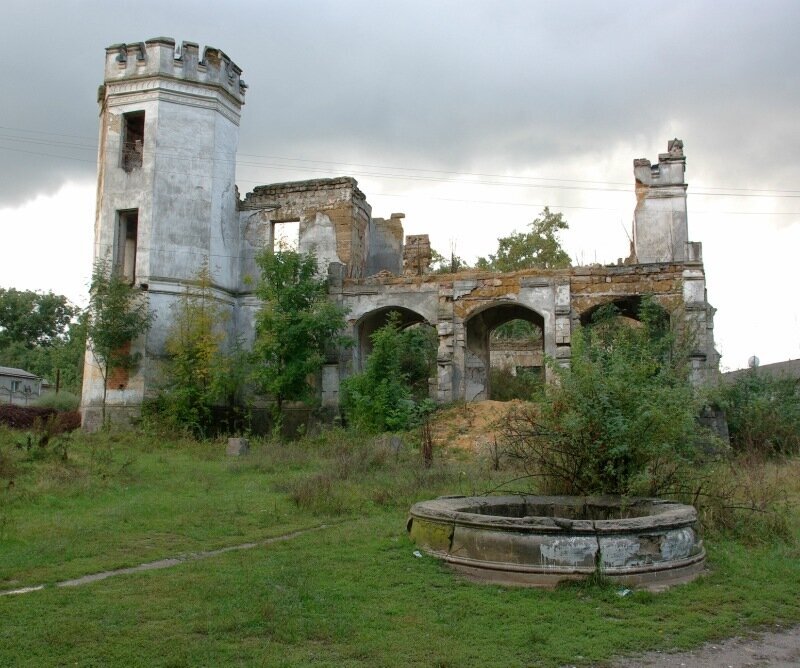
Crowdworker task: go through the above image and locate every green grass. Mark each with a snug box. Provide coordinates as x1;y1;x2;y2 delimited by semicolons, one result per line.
0;426;798;667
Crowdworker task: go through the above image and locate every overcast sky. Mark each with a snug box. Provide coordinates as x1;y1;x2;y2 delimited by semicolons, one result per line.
1;0;798;369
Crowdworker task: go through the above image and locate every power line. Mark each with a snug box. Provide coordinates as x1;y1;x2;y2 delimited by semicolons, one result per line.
1;143;797;215
2;127;800;205
3;124;799;195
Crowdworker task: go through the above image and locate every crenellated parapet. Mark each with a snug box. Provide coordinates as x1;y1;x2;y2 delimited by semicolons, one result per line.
633;138;686;189
104;37;247;103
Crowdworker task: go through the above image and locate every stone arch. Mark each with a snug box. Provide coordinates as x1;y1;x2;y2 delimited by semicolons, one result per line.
354;306;431;371
578;295;670;328
463;301;546;401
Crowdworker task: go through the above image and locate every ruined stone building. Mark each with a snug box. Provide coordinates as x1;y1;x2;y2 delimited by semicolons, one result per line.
80;38;719;428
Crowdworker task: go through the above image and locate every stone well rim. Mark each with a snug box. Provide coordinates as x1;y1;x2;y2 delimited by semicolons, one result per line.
408;494;698;535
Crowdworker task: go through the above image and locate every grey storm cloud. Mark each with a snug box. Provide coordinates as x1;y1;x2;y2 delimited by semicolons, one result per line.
1;0;799;209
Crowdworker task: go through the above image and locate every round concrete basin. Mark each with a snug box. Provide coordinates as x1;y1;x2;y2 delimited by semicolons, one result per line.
407;495;705;588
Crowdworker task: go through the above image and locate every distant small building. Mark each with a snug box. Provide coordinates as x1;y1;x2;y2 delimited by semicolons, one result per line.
724;359;800;383
0;366;42;405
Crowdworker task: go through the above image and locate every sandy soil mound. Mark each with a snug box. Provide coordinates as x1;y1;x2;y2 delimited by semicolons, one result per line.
429;400;526;454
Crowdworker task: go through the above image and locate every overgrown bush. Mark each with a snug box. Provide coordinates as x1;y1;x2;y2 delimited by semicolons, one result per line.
716;371;800;457
501;300;707;496
34;391;80;412
341;313;436;433
251;248;350;424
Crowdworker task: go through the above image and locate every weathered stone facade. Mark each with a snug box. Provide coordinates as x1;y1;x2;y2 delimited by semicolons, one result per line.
81;38;719;427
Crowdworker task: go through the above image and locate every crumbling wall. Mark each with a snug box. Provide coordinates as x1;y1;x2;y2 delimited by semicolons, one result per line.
490;344;544;374
402;234;432;276
240;177;372;280
632;139;689;264
367;213;405;276
336;251;719;405
570;264;685;318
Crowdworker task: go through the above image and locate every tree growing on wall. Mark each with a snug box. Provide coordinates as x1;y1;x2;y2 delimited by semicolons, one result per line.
476;206;571;272
475;206;570;343
251;249;349;423
86;260;154;424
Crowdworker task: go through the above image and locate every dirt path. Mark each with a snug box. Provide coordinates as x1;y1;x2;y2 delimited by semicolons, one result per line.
606;624;800;667
0;523;334;597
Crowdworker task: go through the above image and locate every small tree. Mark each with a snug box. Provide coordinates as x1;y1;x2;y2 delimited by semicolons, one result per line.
477;206;570;271
86;260;154;423
430;248;470;274
251;249;349;423
159;262;236;435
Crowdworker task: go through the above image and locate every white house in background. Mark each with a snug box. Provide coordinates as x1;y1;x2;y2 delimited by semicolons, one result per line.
0;367;42;406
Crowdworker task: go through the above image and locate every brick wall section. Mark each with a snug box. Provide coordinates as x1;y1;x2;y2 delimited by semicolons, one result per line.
241;177;371;278
105;341;131;390
569;263;687;317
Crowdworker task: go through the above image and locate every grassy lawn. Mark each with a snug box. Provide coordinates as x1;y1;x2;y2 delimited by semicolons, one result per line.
1;427;798;667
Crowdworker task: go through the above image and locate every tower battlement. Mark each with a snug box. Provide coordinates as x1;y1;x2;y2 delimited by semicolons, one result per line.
104;38;246;102
633;138;686;188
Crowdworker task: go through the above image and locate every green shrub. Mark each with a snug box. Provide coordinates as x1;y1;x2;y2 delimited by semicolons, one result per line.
34;391;80;412
501;299;706;496
151;263;246;438
341;313;436;433
717;371;800;457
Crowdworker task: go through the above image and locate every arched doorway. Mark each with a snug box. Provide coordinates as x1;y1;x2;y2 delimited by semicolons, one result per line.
579;295;669;328
464;302;545;401
354;306;431;371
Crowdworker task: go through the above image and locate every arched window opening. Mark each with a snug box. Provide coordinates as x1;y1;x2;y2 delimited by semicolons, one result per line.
465;302;545;402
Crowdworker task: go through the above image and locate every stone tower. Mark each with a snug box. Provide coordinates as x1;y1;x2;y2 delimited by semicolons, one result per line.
81;38;246;429
632;138;688;263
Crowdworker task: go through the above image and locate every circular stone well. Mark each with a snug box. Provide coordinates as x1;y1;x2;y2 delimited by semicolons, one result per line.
407;495;705;588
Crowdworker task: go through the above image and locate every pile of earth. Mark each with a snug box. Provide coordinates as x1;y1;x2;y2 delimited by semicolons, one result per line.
428;399;526;454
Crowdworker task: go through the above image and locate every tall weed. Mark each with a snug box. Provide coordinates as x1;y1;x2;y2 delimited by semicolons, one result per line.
670;450;794;543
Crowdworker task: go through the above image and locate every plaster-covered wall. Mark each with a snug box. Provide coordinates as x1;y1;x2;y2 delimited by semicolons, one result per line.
82;38;245;430
633;139;689;264
82;37;719;426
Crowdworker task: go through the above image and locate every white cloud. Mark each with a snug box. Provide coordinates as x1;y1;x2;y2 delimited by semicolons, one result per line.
0;181;95;306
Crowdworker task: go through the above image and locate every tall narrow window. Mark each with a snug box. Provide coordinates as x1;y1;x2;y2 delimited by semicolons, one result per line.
121;111;145;172
115;209;139;284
